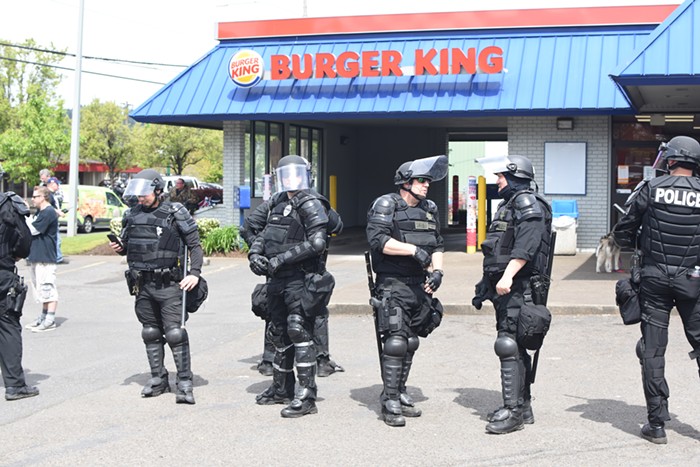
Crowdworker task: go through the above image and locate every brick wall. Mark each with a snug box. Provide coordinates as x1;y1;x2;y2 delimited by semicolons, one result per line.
508;116;610;250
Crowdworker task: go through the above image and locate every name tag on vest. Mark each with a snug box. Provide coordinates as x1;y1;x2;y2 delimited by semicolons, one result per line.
654;188;700;208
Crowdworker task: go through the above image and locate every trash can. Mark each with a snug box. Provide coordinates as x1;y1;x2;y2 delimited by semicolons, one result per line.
552;215;577;255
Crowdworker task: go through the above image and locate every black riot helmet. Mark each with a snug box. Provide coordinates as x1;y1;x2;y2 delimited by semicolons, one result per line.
122;169;165;206
393;155;448;185
475;154;535;181
654;136;700;172
275;155;311;192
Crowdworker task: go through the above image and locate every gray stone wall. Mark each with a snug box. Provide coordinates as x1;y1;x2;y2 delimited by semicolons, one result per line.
508;115;611;249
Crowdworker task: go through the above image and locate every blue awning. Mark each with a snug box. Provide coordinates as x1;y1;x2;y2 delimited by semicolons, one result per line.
610;0;700;112
132;26;657;127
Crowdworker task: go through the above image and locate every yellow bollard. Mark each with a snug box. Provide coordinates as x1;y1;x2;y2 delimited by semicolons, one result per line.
478;176;486;250
329;175;337;210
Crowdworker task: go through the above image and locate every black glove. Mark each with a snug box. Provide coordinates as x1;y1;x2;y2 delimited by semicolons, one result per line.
472;278;489;310
268;255;284;276
249;254;269;276
425;269;443;292
413;247;431;269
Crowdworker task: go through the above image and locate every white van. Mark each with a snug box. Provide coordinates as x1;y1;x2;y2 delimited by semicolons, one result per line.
59;185;128;233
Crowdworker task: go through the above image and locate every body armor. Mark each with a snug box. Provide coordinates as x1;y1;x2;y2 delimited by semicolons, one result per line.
370;193;440;276
482;190;552;277
261;190;328;274
125;203;181;270
641;175;700;276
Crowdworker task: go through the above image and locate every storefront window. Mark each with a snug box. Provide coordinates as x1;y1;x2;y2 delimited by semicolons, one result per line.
244;121;322;197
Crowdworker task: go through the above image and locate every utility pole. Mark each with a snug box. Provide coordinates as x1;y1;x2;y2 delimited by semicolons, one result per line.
66;0;85;237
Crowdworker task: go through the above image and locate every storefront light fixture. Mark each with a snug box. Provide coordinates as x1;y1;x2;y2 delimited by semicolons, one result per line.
694;115;700;130
556;117;574;130
635;114;695;124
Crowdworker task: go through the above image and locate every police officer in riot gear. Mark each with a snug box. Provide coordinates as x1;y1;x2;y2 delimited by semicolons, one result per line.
0;191;39;401
613;135;700;445
247;155;332;418
241;159;344;378
366;155;447;427
110;169;203;404
474;154;552;434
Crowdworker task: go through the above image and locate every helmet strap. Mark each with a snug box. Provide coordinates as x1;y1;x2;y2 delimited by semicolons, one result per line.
400;184;425;202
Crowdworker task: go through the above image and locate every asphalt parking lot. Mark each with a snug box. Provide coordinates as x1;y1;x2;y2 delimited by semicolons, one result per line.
2;252;700;466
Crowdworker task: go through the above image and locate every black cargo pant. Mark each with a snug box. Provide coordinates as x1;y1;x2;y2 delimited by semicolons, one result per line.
637;266;700;425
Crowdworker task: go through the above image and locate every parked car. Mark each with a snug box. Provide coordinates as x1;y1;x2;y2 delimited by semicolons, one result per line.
59;185;129;233
163;175;223;207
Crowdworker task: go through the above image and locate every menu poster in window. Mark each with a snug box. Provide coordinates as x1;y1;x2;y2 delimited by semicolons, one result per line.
544;142;586;195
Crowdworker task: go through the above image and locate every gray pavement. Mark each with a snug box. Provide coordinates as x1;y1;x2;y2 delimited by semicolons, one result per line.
2;243;700;465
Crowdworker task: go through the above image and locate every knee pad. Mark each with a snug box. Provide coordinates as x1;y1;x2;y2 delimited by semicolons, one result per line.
407;336;420;353
164;326;188;347
141;326;163;344
287;314;311;344
494;335;518;359
384;336;408;358
636;338;644;360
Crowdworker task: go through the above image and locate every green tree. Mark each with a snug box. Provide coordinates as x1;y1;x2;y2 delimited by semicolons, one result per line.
81;100;135;184
0;39;64;107
0;86;70;184
135;124;222;177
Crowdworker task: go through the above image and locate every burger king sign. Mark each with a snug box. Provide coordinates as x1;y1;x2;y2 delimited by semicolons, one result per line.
229;50;264;88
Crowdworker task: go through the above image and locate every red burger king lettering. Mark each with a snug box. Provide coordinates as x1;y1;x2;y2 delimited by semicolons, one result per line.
268;46;503;81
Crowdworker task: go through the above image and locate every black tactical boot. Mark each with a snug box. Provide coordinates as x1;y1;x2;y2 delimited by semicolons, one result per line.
257;360;274;376
488;400;534;424
256;369;294;405
641;423;667;444
382;399;406;427
142;375;170;398
399;392;422;417
175;380;195;404
281;387;318;418
486;408;524;434
317;355;344;377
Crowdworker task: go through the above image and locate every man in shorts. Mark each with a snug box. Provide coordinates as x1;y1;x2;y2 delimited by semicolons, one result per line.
25;186;59;332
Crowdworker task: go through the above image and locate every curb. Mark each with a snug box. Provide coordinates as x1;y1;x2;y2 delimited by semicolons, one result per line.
328;303;620;316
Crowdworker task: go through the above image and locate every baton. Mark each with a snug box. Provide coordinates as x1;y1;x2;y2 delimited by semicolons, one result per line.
613;203;627;215
364;251;384;373
530;230;556;385
181;244;188;329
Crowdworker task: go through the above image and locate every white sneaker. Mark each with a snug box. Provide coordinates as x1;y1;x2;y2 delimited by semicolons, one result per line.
25;320;42;329
32;322;57;333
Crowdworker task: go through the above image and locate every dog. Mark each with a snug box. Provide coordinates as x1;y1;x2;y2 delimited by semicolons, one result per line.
595;233;621;273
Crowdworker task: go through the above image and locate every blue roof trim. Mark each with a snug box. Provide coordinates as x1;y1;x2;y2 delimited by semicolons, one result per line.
132;25;656;124
611;0;698;81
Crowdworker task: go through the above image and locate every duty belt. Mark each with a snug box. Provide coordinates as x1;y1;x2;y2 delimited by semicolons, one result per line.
377;274;424;285
137;268;183;288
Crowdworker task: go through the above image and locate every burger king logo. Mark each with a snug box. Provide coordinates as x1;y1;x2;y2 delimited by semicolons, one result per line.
229;50;264;87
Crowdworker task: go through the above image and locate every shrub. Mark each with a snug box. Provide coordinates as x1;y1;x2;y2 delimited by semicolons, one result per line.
196;218;220;239
109;217;220;241
201;225;248;256
110;218;122;236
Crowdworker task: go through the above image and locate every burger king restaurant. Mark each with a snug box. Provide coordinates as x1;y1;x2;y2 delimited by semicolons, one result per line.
130;0;700;250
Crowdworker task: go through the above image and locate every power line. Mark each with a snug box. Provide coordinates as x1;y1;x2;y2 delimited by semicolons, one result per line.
0;56;167;85
0;41;187;68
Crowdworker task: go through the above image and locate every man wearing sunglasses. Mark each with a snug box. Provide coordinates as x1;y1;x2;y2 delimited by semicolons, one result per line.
366;155;447;427
613;135;700;445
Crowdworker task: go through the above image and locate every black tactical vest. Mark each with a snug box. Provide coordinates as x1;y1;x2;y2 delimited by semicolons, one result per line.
373;194;440;276
0;195;12;262
483;190;552;276
642;175;700;275
125;203;181;270
262;196;306;257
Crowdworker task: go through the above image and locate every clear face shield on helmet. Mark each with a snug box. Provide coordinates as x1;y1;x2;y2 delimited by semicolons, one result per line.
652;142;669;172
475;154;512;175
274;163;310;192
122;178;156;206
405;155;449;183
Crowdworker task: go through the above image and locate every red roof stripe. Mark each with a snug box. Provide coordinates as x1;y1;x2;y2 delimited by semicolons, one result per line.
217;5;678;40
